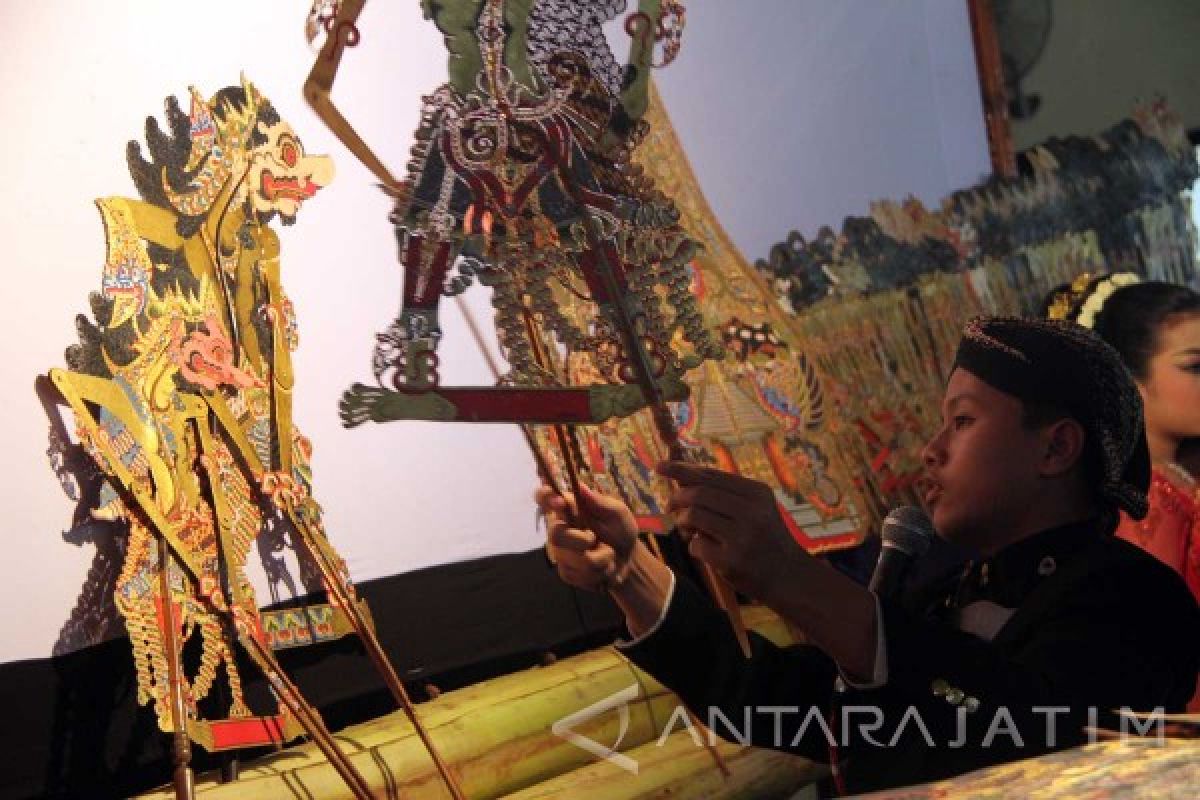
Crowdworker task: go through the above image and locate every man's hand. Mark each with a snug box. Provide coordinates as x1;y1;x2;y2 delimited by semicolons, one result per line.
659;461;879;681
534;483;639;591
659;461;805;605
534;483;675;638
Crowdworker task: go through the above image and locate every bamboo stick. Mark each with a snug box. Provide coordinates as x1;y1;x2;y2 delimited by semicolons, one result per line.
197;390;465;797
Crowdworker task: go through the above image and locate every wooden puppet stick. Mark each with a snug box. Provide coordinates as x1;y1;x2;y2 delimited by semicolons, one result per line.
518;307;592;515
234;628;375;800
207;382;466;794
157;537;196;800
188;411;373;796
200;390;467;800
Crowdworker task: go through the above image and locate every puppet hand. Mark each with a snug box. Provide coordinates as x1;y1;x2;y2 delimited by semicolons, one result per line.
535;483;638;592
659;461;805;603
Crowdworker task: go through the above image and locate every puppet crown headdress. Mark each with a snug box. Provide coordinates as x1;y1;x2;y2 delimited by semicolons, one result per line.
164;74;264;216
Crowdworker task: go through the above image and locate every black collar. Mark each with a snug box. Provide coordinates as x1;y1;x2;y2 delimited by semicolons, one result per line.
950;518;1104;609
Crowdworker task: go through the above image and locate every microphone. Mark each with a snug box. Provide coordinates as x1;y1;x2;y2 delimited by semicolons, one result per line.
868;506;934;599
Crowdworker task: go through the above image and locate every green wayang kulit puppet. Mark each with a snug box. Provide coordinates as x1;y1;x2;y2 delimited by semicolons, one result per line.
307;0;716;428
306;0;792;673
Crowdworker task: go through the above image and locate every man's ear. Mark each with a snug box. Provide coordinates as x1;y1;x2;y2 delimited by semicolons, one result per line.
1040;418;1086;477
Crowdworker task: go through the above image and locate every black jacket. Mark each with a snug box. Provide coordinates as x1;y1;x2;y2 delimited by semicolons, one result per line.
622;520;1200;794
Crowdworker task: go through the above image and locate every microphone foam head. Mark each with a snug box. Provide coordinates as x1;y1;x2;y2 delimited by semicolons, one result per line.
881;506;934;557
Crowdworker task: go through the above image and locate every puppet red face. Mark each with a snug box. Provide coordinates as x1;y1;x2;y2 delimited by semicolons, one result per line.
247;120;334;220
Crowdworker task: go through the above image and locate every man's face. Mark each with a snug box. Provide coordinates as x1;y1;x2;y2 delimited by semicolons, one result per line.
921;369;1045;549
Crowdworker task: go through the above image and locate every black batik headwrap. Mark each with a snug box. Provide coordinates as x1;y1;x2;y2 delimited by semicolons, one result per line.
953;316;1151;520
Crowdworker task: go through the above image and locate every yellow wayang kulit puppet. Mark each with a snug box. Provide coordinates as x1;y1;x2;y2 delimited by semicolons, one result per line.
44;77;464;798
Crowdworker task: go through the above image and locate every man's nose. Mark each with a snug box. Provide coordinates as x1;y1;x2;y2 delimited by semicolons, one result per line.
921;429;945;468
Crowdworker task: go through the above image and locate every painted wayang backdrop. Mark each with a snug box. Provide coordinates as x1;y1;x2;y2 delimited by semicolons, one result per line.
0;0;989;664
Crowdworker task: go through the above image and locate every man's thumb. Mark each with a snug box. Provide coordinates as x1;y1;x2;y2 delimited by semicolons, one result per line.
578;483;621;520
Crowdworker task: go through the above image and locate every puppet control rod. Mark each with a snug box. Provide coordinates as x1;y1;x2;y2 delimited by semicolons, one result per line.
544;138;754;659
477;0;752;657
508;7;753;659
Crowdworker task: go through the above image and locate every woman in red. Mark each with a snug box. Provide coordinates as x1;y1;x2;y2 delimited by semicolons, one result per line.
1049;274;1200;708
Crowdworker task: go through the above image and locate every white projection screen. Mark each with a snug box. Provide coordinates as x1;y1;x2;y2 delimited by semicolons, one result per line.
0;0;988;663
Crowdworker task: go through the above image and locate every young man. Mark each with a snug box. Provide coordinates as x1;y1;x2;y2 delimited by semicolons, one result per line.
536;317;1200;794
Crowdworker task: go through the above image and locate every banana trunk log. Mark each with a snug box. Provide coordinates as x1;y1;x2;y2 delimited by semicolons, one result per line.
502;729;825;800
138;606;820;799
